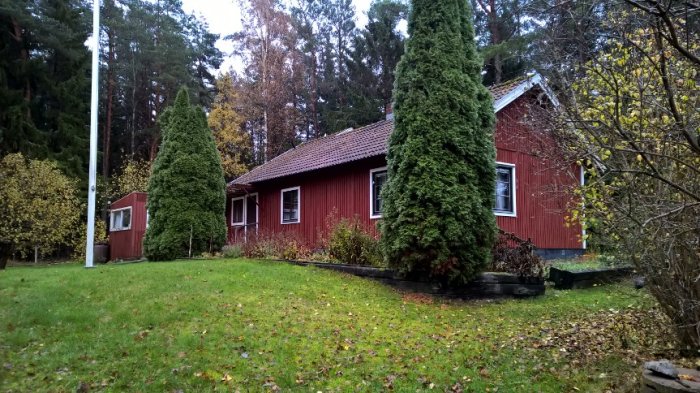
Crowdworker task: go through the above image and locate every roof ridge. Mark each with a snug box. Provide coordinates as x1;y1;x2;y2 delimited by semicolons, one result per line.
487;75;528;89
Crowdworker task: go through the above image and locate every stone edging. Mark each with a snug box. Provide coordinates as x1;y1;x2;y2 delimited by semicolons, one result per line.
271;259;546;298
548;266;634;290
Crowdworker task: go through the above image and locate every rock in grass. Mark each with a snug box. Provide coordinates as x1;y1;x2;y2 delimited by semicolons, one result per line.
645;360;679;379
634;276;646;289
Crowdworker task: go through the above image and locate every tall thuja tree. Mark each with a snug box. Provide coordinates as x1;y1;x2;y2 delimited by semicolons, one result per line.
144;88;226;261
381;0;496;286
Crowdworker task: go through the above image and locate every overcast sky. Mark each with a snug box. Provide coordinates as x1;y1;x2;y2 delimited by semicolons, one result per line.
181;0;374;73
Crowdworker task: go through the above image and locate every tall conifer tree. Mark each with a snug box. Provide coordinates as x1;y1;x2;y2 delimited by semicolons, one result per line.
144;88;227;261
381;0;497;285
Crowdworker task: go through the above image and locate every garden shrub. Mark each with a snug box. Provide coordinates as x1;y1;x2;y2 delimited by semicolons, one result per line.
492;229;544;278
0;153;82;268
240;232;310;260
222;244;243;259
328;217;383;267
70;219;109;260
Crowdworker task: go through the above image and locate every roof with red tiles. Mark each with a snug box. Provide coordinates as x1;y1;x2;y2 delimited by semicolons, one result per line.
231;74;552;186
489;77;528;102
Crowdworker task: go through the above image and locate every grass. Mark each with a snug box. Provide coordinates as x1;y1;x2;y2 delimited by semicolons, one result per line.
0;259;664;392
549;260;608;272
549;255;631;273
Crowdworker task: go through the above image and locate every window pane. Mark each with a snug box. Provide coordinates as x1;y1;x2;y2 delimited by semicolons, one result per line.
494;166;513;213
282;189;299;223
232;199;244;224
121;209;131;229
110;211;120;230
372;171;387;216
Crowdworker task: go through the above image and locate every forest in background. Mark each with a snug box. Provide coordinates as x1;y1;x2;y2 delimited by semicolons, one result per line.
0;0;629;192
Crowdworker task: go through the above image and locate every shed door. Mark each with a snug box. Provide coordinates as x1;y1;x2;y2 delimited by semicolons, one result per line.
245;194;258;238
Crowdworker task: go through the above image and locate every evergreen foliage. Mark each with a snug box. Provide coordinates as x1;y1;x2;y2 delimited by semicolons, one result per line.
0;0;90;182
381;0;497;286
143;88;227;261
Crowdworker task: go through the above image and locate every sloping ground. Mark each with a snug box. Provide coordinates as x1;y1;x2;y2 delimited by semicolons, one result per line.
0;259;675;392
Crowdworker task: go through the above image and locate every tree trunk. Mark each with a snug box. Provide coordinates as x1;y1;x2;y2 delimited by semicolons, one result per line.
488;0;503;84
0;242;13;270
11;19;31;116
103;30;115;184
309;51;320;139
131;53;137;158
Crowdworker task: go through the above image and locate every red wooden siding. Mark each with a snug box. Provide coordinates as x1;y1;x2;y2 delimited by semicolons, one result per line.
227;94;583;251
109;192;148;260
494;95;583;249
228;157;385;246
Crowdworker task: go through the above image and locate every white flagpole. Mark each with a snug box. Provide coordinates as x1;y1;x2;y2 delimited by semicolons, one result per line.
86;0;100;268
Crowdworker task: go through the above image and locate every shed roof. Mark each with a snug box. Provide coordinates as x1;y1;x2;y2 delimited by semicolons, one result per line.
231;73;552;186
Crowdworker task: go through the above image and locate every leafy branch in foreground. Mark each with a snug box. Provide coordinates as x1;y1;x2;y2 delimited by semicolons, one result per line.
547;10;700;350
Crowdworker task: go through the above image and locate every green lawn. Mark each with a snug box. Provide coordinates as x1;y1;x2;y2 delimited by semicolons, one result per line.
548;255;630;273
0;259;671;392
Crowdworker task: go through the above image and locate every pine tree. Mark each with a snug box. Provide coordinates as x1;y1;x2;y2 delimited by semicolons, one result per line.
471;0;534;84
143;88;227;261
0;0;90;182
381;0;497;286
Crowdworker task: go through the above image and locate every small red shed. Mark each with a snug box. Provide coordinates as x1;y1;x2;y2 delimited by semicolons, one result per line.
109;191;148;261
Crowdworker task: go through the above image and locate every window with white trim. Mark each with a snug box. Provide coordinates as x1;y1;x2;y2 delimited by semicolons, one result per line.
494;164;516;216
231;197;245;225
281;187;300;224
370;167;387;218
110;207;132;231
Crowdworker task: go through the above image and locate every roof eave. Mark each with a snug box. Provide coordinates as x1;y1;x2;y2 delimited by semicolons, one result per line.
493;72;559;112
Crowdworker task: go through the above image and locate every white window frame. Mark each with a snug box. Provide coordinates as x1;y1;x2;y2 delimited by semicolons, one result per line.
231;194;259;240
369;166;387;219
280;186;301;224
246;193;259;237
231;196;245;226
110;206;133;231
494;162;517;217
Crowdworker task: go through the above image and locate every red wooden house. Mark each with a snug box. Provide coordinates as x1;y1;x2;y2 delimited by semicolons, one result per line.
109;191;148;261
227;74;585;259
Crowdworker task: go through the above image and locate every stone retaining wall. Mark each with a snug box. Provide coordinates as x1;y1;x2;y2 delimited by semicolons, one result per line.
278;260;545;298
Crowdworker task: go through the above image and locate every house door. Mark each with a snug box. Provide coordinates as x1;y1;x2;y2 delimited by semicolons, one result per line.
245;194;258;239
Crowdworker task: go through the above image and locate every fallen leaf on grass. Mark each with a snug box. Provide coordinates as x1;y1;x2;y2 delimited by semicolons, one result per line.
384;374;397;390
402;293;434;304
134;330;149;341
479;368;490;378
